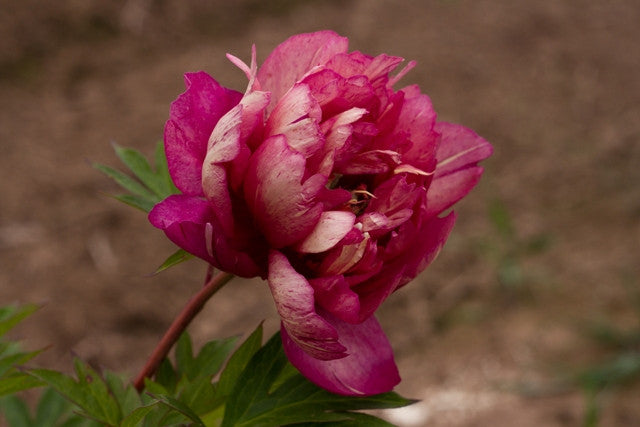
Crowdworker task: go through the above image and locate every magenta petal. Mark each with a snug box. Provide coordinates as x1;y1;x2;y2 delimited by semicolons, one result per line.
164;72;242;195
244;135;325;248
308;276;360;323
282;311;400;396
268;250;347;360
425;166;484;218
258;31;349;109
434;122;493;177
148;195;216;264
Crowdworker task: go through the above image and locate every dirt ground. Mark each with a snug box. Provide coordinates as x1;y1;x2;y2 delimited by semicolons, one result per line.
1;1;639;426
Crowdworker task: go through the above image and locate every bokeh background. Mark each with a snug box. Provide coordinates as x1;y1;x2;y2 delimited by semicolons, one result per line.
1;1;639;425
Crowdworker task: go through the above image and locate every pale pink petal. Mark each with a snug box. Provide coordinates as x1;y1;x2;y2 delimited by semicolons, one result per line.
265;84;324;157
268;250;347;360
164;72;242;195
258;31;349;109
318;231;369;276
282;312;400;396
243;135;325;248
294;211;356;254
425;166;484;217
434;122;493;177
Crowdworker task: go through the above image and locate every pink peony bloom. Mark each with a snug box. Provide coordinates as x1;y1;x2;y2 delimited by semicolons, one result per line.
149;31;492;396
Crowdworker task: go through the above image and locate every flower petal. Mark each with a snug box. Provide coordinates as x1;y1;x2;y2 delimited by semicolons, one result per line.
425;166;484;218
148;195;216;263
268;250;347;360
434;122;493;177
244;135;325;248
294;211;356;254
282;311;400;396
309;275;360;324
258;30;349;109
164;72;242;195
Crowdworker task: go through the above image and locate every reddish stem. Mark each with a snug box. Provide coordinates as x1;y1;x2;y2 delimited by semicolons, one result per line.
133;270;235;391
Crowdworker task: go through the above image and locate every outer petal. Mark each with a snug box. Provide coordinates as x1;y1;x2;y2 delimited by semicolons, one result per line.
282;311;400;396
268;250;347;360
258;30;349;109
244;135;325;248
308;276;360;324
164;72;242;195
434;122;493;177
425;166;484;218
148;195;215;263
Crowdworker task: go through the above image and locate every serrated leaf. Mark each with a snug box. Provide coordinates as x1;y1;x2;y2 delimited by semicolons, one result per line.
93;163;157;201
175;333;194;379
27;363;121;426
150;393;205;426
221;332;414;427
191;336;238;379
154;249;194;274
154;358;178;393
153;141;179;197
0;304;38;337
0;348;43;377
34;387;72;427
120;403;159;427
0;394;32;426
105;372;142;417
216;324;263;400
110;194;157;213
0;372;44;396
113;144;167;199
290;411;397;426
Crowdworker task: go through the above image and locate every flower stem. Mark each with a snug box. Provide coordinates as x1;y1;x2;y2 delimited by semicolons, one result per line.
133;270;235;391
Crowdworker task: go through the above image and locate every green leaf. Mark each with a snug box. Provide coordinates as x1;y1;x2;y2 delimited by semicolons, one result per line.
154;249;194;274
151;393;205;426
110;194;157;213
154;358;178;394
93;163;157;201
290;411;397;426
216;324;263;400
34;388;72;427
27;361;121;426
113;144;166;199
191;336;238;379
0;304;38;337
153;141;179;197
175;333;194;379
221;331;414;427
0;394;32;426
105;372;142;418
120;403;159;427
0;372;45;396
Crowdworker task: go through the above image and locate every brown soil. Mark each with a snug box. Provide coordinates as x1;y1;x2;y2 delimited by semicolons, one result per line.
1;1;639;426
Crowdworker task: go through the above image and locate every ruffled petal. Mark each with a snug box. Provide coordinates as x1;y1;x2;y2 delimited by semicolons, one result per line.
164;72;242;195
268;250;347;360
434;122;493;177
258;30;349;110
282;311;400;396
244;135;325;248
265;84;324;157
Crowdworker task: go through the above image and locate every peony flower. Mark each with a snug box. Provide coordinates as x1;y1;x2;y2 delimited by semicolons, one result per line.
149;30;492;396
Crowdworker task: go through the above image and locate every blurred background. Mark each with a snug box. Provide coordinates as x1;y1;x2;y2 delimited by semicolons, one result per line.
1;1;639;425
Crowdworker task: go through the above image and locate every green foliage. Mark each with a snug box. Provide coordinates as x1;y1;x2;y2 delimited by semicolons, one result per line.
94;141;191;273
93;141;179;213
1;312;413;426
